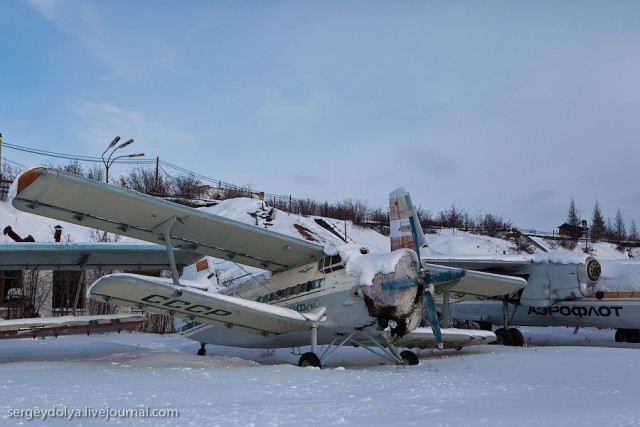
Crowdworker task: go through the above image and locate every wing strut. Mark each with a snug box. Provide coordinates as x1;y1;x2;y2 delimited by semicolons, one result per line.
153;216;182;288
72;255;89;315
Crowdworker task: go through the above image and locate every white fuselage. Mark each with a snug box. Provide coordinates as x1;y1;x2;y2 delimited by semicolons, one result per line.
174;251;421;348
451;291;640;329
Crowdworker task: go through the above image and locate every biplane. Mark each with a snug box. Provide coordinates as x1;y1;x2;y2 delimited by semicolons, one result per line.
12;168;526;366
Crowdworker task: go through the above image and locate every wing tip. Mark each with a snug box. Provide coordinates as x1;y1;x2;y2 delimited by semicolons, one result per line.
17;167;45;195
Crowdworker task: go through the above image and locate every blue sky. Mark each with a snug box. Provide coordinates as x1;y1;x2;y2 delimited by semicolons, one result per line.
1;1;639;232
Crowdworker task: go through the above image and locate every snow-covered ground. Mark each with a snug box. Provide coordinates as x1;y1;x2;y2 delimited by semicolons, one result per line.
0;328;638;426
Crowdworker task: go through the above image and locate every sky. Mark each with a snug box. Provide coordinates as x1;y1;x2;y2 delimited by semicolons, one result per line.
1;1;639;232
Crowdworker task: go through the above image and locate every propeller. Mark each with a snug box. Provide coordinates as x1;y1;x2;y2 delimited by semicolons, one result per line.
409;214;444;349
380;210;446;349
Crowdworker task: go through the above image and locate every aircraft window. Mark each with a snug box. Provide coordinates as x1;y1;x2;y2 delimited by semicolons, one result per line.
255;279;324;303
319;255;344;274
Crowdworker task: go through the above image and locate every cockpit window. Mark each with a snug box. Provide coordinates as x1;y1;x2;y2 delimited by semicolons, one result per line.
318;255;344;274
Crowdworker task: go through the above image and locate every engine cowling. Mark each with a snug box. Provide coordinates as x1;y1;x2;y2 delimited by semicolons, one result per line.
360;253;423;336
521;255;602;307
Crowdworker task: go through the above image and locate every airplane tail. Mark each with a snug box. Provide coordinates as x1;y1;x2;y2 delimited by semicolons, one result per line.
389;187;427;252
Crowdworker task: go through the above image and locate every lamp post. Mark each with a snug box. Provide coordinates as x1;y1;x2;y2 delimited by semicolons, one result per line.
581;220;589;253
101;136;144;183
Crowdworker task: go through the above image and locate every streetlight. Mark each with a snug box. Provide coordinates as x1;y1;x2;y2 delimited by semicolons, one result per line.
101;136;144;183
581;220;589;253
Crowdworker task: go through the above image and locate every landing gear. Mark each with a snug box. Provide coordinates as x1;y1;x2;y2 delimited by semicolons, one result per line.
495;327;524;347
497;297;524;346
298;352;321;368
615;329;640;343
400;350;419;366
197;343;206;356
510;328;524;346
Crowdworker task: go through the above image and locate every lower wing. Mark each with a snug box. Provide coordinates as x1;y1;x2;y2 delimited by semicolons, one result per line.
0;314;146;339
89;274;326;336
395;327;497;349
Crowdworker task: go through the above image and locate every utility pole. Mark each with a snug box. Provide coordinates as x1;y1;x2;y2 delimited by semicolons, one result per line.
155;157;160;193
0;132;3;182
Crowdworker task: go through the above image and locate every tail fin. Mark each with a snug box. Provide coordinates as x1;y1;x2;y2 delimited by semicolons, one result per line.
389;187;427;252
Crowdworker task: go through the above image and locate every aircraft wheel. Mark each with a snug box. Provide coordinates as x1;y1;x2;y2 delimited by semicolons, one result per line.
494;328;510;345
509;328;524;347
298;352;321;368
400;350;419;366
197;343;206;356
615;329;638;343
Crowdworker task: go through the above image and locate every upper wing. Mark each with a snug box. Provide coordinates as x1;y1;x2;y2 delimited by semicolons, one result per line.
13;168;326;271
395;327;497;349
0;242;201;270
89;273;326;336
427;263;527;299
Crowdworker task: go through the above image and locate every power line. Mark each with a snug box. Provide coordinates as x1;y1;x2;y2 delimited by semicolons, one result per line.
3;142;155;165
3;141;298;203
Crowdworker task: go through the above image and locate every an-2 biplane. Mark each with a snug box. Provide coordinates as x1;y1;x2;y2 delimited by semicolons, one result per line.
13;168;526;367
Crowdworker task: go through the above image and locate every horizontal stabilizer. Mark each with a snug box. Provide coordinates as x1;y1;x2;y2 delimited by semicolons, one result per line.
89;274;324;336
426;263;526;298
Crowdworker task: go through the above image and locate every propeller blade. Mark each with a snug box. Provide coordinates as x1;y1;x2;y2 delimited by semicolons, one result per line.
424;290;444;349
380;277;420;291
430;268;466;284
408;215;422;264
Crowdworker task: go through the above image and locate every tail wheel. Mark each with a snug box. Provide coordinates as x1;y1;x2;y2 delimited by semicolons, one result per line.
197;343;206;356
400;350;419;366
298;352;321;368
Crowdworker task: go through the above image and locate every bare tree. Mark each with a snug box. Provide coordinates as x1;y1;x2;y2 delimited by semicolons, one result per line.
170;174;202;198
1;160;23;201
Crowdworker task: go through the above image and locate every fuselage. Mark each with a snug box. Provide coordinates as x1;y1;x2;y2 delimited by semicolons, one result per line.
451;291;640;329
175;250;422;348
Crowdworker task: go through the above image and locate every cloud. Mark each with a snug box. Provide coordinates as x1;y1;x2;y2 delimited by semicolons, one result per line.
514;189;556;205
254;92;329;135
26;0;58;20
70;101;194;156
26;0;174;80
